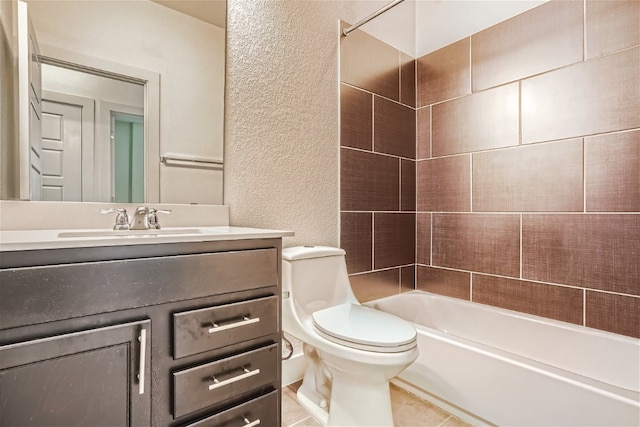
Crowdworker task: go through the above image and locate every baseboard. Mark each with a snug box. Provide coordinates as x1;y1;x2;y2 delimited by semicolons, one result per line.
282;352;306;387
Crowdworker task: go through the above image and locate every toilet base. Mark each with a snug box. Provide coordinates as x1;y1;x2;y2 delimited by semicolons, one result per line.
297;369;395;427
297;389;330;426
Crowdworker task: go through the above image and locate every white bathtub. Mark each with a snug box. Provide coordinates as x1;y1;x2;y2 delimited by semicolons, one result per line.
366;290;640;426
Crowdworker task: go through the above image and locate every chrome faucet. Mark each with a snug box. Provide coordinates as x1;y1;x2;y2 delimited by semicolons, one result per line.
130;206;151;230
148;208;171;229
100;208;130;230
101;206;172;230
130;206;172;230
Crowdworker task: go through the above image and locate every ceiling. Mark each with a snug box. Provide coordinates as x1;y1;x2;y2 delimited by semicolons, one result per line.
356;0;549;57
150;0;550;58
152;0;226;29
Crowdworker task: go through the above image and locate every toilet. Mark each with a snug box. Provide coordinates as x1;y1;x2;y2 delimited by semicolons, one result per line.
282;246;419;427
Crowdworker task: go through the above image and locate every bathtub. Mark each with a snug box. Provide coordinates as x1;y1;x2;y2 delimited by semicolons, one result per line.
366;290;640;426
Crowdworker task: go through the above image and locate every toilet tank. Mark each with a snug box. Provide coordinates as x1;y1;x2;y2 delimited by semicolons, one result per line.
282;246;358;317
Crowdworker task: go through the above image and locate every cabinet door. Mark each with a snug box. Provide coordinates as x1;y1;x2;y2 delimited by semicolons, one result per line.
0;319;151;426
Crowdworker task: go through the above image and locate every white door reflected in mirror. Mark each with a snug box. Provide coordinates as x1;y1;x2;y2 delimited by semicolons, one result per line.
39;64;145;203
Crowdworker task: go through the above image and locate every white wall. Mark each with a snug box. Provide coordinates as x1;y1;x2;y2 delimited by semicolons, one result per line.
25;0;225;204
225;0;392;247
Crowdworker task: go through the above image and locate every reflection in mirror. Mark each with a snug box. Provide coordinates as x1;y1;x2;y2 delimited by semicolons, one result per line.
41;61;145;202
2;0;226;205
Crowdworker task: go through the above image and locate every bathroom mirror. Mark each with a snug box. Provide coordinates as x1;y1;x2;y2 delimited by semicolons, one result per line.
2;0;226;204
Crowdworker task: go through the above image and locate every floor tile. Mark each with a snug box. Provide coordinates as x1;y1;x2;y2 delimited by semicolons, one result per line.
282;381;472;427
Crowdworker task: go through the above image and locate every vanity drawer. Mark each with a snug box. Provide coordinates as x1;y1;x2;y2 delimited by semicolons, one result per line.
184;390;278;427
0;248;278;330
174;296;278;359
173;344;277;419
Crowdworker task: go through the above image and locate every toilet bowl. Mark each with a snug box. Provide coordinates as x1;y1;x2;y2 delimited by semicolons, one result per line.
282;246;419;427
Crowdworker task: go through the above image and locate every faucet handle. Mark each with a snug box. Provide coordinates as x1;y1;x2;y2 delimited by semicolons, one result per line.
100;208;130;230
148;208;171;229
150;208;171;215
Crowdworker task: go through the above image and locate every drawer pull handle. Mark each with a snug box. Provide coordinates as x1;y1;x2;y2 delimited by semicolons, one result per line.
208;316;260;334
137;328;147;395
208;368;261;391
242;416;261;427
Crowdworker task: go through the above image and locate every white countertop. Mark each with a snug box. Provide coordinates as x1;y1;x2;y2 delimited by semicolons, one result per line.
0;226;294;252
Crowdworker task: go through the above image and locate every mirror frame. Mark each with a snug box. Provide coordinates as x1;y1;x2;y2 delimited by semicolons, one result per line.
34;44;161;203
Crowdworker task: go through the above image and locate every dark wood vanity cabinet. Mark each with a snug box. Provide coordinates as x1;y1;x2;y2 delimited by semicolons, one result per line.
0;320;151;426
0;238;283;426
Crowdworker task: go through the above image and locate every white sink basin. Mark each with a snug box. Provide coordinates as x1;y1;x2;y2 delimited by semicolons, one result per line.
57;228;204;238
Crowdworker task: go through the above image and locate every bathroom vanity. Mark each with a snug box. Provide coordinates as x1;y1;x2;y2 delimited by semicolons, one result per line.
0;227;292;426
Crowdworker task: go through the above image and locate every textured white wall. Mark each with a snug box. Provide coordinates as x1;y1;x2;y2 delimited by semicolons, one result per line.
225;0;386;247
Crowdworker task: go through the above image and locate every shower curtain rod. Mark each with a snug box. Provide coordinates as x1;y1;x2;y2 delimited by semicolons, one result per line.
342;0;405;37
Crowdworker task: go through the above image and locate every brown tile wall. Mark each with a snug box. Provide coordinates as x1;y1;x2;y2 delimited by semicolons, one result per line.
416;0;639;338
340;27;416;303
340;1;639;338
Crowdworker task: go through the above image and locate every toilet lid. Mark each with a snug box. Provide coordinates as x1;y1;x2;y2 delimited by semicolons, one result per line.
312;303;417;353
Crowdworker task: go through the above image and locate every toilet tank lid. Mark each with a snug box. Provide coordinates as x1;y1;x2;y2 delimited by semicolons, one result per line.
282;246;346;261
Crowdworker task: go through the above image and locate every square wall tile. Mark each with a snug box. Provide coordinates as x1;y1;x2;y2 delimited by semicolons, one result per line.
350;269;400;303
472;140;584;212
472;0;583;91
374;96;416;159
522;47;640;144
432;213;520;277
417;38;470;107
417;155;471;212
432;83;519;157
417;266;470;300
341;148;399;211
585;130;640;212
400;53;416;107
341;212;372;274
522;214;640;295
416;213;431;265
472;274;583;325
341;27;399;101
374;213;416;269
586;291;640;338
417;107;431;159
401;159;416;212
586;0;640;59
340;84;372;150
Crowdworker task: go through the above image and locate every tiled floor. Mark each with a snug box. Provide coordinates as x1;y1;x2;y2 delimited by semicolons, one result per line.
282;381;472;427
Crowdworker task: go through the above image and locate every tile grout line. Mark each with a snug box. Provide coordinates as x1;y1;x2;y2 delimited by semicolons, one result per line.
371;90;375;273
430;212;433;267
583;138;587;213
399;158;402;211
583;0;587;60
371;211;375;272
429;105;433;159
289;416;316;427
371;92;375;152
520;213;523;279
344;145;417;162
583;288;587;327
436;415;453;427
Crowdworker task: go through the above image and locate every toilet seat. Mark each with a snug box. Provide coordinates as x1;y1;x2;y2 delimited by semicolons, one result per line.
312;303;417;353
